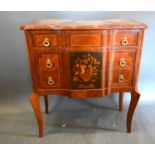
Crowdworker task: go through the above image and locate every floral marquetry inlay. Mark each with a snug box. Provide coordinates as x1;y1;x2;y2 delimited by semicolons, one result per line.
70;52;102;89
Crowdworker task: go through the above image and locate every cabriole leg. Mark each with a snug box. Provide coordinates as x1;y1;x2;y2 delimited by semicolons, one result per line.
127;90;140;133
29;93;44;137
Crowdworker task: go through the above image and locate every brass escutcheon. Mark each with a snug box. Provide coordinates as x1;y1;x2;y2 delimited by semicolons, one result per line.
120;57;126;67
118;74;124;83
46;58;53;68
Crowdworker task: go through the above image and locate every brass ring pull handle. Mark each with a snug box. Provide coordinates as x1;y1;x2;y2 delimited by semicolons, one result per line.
43;37;50;47
118;74;124;83
120;57;126;67
121;37;128;46
48;77;54;85
46;58;53;68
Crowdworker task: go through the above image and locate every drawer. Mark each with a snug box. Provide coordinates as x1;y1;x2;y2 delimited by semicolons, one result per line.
35;52;62;89
111;70;133;87
38;72;62;89
31;30;62;47
110;30;138;46
33;34;57;47
38;53;61;72
71;34;101;46
113;51;135;69
65;31;106;46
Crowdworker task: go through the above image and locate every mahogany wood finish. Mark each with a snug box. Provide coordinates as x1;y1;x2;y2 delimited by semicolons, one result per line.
29;93;44;137
127;90;140;133
20;19;147;137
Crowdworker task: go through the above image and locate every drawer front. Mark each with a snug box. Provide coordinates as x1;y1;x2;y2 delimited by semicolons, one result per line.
65;31;106;46
39;72;61;88
38;54;60;72
35;52;62;89
31;31;62;47
113;51;135;70
111;70;133;87
111;30;138;46
33;35;57;47
71;35;101;46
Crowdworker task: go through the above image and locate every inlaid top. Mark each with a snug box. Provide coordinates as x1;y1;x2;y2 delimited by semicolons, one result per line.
20;19;147;30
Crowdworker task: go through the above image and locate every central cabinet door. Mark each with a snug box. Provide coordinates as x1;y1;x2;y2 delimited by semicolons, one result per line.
70;51;103;89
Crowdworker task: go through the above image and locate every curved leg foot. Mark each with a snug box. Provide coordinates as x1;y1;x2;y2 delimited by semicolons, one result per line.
44;95;49;114
29;93;44;137
119;92;124;112
127;90;140;133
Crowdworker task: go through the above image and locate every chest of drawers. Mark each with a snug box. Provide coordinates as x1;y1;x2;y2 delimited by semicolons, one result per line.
20;19;147;137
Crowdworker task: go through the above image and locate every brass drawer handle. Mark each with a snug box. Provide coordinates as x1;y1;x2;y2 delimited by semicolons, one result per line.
121;37;128;46
48;77;54;85
118;74;124;83
43;37;50;47
46;58;53;68
120;57;126;67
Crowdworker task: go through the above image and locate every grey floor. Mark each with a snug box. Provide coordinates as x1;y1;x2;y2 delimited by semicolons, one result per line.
0;93;155;144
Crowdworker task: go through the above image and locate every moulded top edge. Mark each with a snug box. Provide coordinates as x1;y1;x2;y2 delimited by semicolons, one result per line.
20;19;147;30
